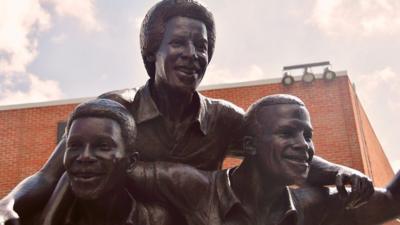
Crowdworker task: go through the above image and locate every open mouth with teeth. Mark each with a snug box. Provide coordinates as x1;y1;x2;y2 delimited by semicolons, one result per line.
282;153;310;166
70;172;104;183
175;66;199;76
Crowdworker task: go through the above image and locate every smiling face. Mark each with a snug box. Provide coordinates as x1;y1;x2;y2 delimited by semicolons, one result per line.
64;117;128;200
154;16;208;92
255;104;315;185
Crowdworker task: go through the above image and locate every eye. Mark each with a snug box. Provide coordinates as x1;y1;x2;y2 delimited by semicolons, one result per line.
169;39;184;48
195;43;208;52
66;141;82;151
97;142;112;151
95;138;118;152
277;129;294;138
304;130;313;142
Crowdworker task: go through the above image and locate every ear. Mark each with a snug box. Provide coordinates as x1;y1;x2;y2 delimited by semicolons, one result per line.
146;55;155;62
243;136;256;156
128;151;139;168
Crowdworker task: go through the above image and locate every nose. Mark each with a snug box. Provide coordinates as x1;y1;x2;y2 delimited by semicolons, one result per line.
76;144;96;163
293;134;309;151
182;41;198;59
293;134;314;161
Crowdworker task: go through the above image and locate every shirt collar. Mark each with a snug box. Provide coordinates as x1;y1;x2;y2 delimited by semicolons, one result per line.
134;80;209;135
217;168;299;224
64;189;138;225
216;168;242;218
133;81;162;124
195;92;209;135
276;187;298;225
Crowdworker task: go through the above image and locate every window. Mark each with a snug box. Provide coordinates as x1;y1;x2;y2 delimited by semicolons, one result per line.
57;121;67;143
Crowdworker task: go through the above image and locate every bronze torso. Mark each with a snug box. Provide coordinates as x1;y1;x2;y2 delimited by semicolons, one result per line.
99;81;244;170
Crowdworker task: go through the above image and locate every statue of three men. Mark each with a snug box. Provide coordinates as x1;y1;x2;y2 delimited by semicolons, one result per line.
0;0;399;224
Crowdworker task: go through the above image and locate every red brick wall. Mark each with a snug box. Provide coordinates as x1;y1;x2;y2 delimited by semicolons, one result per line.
0;75;394;198
0;105;75;197
350;89;394;186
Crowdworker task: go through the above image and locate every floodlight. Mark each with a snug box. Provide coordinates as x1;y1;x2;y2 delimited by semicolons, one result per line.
281;72;295;86
323;68;336;80
302;68;315;83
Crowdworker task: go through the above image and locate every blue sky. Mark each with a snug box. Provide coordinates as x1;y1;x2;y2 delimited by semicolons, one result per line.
1;0;400;171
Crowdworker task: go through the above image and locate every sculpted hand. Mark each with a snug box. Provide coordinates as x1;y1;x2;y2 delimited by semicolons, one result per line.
336;168;374;209
0;199;20;225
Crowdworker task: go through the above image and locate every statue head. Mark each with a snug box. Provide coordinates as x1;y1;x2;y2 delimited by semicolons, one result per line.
64;99;138;200
243;94;315;185
140;0;216;83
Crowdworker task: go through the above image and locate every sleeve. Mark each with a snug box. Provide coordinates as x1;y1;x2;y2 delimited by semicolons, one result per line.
304;186;400;225
338;171;400;225
339;188;400;225
38;172;75;225
219;100;245;156
294;187;347;225
98;88;137;109
306;156;345;186
137;202;176;225
127;161;214;214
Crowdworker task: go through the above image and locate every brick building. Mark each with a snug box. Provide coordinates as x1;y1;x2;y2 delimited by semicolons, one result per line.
0;71;396;222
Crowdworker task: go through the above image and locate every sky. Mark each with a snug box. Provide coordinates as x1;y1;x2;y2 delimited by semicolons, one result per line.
1;0;400;171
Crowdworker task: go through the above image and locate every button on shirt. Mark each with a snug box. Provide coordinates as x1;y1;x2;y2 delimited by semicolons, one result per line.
99;81;244;170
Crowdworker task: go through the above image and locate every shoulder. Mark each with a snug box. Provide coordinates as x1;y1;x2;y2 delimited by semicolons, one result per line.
155;162;213;189
137;202;176;225
292;186;331;203
97;88;138;108
292;187;345;224
201;95;244;120
154;162;215;207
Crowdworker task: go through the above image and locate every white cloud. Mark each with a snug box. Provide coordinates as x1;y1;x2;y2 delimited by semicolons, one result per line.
202;64;266;85
0;73;63;105
45;0;103;32
0;0;51;73
50;33;67;44
310;0;400;37
356;67;400;109
0;0;103;105
0;0;61;104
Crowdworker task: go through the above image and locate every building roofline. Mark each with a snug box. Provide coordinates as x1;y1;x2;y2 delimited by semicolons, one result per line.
0;70;347;111
198;70;347;91
0;97;94;111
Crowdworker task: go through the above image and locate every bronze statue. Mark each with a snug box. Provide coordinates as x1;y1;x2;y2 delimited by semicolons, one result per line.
127;94;400;225
21;99;172;225
0;0;376;224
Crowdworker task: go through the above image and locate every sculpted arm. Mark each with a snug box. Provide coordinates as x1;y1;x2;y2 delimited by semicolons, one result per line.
127;161;213;214
344;189;400;225
307;156;374;208
0;138;66;223
314;170;400;225
343;170;400;225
